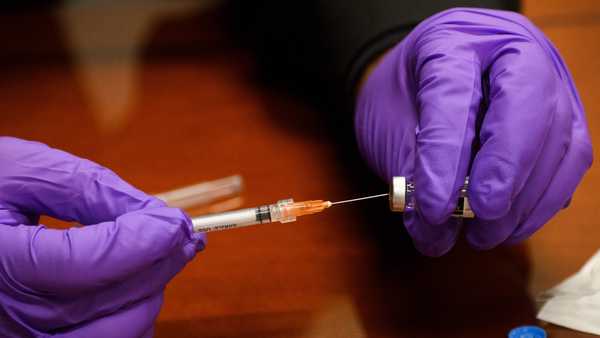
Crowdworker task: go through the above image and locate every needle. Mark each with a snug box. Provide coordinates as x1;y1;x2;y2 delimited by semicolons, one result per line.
330;193;388;206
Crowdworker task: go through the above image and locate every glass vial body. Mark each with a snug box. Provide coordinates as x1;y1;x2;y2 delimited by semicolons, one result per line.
389;176;474;218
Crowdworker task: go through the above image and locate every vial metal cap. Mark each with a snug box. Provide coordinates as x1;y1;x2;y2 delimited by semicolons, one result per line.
389;176;406;212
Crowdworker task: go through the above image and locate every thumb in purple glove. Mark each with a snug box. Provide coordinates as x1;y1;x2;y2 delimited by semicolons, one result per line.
355;8;592;256
0;137;206;337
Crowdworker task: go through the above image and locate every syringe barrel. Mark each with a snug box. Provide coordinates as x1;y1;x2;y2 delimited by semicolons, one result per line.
191;199;298;232
192;205;271;232
389;176;474;218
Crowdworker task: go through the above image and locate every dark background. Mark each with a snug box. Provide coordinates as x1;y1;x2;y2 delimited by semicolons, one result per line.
0;1;598;337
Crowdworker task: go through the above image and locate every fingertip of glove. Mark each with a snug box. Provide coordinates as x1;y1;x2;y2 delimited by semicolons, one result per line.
468;190;511;220
403;212;458;257
177;209;207;253
416;205;453;226
180;231;206;262
193;232;207;252
468;157;520;220
465;232;501;251
412;237;455;257
119;207;196;250
412;191;452;225
468;176;513;220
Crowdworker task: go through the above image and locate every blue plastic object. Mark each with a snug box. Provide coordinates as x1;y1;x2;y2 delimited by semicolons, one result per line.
508;325;547;338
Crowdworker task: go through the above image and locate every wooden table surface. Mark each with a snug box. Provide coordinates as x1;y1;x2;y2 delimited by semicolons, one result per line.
1;2;599;337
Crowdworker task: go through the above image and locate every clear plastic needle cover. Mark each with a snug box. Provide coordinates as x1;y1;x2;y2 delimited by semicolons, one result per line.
156;175;242;209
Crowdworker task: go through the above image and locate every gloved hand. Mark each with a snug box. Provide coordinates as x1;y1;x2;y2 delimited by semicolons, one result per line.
0;137;206;337
355;8;592;256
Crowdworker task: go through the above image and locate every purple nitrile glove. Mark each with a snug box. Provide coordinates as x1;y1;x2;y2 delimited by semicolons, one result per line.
0;137;206;337
355;8;593;256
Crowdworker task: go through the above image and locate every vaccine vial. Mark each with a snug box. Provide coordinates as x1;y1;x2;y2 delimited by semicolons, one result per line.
389;176;474;218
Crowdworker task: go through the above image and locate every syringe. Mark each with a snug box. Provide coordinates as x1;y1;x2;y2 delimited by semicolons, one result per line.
191;198;332;232
191;176;474;233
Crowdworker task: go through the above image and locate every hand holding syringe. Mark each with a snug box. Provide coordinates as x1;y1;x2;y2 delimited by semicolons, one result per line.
191;176;474;233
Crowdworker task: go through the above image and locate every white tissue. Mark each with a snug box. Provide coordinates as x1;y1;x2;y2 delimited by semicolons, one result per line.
537;249;600;335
